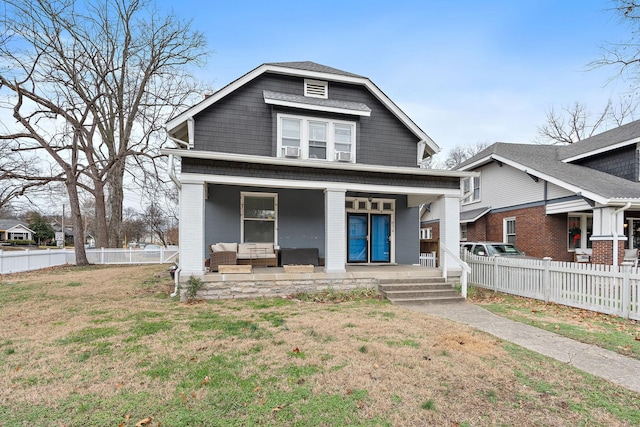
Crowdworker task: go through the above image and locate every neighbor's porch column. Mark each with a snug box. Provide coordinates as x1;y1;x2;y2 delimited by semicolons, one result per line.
324;188;346;273
591;206;627;265
179;181;206;277
439;195;461;273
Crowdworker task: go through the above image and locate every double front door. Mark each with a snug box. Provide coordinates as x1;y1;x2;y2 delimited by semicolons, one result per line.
347;213;391;263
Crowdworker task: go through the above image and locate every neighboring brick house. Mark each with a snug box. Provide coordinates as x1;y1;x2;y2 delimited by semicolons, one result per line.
162;62;474;278
422;119;640;265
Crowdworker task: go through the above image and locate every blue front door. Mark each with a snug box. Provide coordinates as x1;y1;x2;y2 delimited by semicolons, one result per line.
347;213;391;263
348;214;368;262
371;214;391;262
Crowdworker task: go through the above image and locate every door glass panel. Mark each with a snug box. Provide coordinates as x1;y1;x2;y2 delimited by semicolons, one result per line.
371;214;390;262
348;214;367;262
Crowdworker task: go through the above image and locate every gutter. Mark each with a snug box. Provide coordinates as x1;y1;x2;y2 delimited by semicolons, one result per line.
166;135;189;190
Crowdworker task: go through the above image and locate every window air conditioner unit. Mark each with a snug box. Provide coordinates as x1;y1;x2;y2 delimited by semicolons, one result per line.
335;151;351;162
283;146;300;158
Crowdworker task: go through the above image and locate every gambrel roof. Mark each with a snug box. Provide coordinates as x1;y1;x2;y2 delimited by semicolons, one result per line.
166;61;439;158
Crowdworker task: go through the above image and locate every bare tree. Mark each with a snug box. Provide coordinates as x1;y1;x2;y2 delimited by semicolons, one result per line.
536;98;637;144
0;0;208;256
423;142;490;170
591;0;640;87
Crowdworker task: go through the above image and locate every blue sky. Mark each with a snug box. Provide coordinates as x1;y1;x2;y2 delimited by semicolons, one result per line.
167;0;632;160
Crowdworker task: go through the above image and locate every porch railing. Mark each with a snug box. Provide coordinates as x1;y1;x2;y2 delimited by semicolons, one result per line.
419;251;437;268
440;243;470;299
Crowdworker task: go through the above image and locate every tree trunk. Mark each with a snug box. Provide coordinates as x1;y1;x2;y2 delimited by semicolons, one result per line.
107;159;125;247
92;181;109;248
66;181;88;266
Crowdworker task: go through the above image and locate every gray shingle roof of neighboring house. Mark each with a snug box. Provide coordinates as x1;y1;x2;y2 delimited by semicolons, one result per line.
0;219;32;231
265;61;365;78
456;141;640;201
558;119;640;161
460;206;492;223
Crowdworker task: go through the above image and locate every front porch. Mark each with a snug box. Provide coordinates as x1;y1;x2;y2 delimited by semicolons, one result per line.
196;264;450;300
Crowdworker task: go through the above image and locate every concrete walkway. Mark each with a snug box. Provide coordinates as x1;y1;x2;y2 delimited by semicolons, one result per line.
401;302;640;394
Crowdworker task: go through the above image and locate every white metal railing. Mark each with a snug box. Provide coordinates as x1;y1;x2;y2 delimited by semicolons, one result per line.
440;243;471;299
419;251;437;268
464;252;640;320
0;247;178;275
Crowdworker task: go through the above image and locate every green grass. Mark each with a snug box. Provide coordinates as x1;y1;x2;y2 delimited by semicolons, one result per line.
3;267;640;427
470;287;640;360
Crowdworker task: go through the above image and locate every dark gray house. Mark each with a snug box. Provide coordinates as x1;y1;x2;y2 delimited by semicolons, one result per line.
163;62;472;278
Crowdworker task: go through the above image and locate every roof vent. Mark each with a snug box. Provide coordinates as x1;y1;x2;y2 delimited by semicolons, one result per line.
304;79;328;99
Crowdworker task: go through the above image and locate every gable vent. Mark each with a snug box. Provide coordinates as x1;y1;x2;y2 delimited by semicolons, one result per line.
304;79;328;99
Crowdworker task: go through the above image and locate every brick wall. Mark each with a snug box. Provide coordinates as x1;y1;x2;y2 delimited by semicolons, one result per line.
475;206;572;261
592;240;625;265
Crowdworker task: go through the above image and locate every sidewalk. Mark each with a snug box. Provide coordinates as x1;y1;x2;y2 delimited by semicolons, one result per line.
401;302;640;394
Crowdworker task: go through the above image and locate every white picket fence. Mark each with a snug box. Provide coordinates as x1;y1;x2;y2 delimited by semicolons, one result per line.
464;253;640;320
0;247;179;275
419;251;437;268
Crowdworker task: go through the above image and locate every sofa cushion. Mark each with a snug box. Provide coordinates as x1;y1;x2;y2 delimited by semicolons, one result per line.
211;242;238;253
237;243;275;259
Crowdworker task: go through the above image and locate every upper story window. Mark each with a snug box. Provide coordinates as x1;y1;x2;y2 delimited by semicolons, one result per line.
278;114;355;162
462;176;480;204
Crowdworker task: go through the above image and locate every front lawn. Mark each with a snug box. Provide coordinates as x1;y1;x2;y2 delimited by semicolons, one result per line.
0;265;638;426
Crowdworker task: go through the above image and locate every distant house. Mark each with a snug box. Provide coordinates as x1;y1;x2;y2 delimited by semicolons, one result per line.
0;220;35;242
422;119;640;265
162;61;473;278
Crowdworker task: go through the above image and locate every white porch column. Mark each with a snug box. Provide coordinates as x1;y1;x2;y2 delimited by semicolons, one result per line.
324;188;346;273
179;181;206;278
439;195;461;273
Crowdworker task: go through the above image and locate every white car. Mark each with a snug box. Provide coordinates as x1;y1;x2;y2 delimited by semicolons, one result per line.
461;241;529;257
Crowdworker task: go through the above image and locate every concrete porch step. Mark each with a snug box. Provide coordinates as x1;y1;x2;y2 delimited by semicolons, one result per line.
378;283;453;292
382;289;461;300
390;295;466;305
378;278;463;305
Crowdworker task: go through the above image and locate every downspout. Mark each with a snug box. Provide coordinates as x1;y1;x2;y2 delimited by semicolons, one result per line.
612;202;632;266
165;132;189;295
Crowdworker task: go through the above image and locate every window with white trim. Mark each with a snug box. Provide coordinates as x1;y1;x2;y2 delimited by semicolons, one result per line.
460;223;468;241
277;114;355;162
568;214;593;250
462;176;480;204
241;192;277;243
504;217;516;244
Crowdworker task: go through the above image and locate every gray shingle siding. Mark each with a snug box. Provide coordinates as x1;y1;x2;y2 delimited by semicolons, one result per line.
573;144;638;181
192;73;420;167
182;158;460;190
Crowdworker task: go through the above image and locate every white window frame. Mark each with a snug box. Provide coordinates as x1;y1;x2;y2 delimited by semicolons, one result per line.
240;192;278;244
460;223;468;241
462;176;480;205
568;213;593;251
503;217;516;244
277;113;356;162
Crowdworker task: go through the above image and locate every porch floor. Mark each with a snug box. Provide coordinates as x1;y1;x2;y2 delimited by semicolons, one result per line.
203;264;442;282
